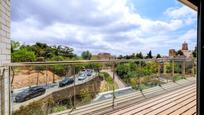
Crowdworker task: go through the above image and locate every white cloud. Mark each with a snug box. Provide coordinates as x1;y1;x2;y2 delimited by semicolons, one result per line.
11;0;197;56
165;5;197;25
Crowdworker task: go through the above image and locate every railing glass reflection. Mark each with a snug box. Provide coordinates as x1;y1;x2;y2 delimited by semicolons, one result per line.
0;59;196;115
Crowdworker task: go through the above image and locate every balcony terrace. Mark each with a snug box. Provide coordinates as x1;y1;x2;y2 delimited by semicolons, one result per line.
0;58;197;115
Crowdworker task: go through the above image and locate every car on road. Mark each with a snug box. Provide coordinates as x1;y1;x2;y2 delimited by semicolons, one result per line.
15;86;46;102
78;73;87;80
59;77;74;87
86;69;93;76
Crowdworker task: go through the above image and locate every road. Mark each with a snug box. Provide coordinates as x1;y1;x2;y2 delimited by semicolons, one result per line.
12;72;97;111
101;69;127;88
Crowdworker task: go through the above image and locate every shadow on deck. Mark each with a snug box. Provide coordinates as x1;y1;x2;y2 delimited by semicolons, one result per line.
51;77;196;115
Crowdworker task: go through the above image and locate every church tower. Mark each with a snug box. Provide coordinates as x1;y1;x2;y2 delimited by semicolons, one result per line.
182;41;188;50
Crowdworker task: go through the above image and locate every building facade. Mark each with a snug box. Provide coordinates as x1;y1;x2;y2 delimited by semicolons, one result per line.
0;0;10;66
169;49;177;57
0;0;11;114
169;42;193;58
97;53;113;60
181;41;193;58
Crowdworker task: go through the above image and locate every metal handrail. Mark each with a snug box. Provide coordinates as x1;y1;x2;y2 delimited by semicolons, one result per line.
4;58;195;114
3;58;192;67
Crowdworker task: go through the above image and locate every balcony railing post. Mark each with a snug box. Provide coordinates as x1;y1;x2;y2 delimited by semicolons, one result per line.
182;60;186;78
192;59;195;77
73;65;76;109
112;62;116;109
139;61;142;92
46;65;48;86
11;67;15;92
157;62;162;85
0;66;11;115
172;59;175;82
163;61;166;75
8;66;11;115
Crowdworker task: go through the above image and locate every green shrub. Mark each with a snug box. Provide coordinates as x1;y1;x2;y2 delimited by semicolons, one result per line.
99;72;113;84
12;48;36;62
51;105;66;113
173;75;185;82
79;88;92;103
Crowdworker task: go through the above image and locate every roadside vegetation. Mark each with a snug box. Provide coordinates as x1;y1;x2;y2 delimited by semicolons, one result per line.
115;61;161;90
115;59;194;90
11;40;196;114
98;72;118;92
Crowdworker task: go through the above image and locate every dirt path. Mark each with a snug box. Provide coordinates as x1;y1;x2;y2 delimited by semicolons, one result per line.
12;70;62;89
101;69;127;89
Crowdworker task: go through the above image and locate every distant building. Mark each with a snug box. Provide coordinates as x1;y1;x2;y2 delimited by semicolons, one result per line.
97;53;113;60
182;41;188;50
169;49;177;57
168;41;193;59
181;41;193;58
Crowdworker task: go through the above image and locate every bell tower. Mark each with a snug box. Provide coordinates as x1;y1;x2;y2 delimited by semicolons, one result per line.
182;41;188;50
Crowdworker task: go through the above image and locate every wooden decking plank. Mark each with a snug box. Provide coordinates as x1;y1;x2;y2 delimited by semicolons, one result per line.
155;95;196;115
146;93;196;115
158;100;196;115
181;105;196;115
52;79;195;115
77;83;165;110
161;83;181;90
110;85;195;115
169;100;196;115
76;91;141;109
142;86;163;93
111;85;195;115
67;83;187;114
132;91;195;115
71;92;145;114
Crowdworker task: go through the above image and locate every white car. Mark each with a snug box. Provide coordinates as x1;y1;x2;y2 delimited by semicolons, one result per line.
78;73;87;80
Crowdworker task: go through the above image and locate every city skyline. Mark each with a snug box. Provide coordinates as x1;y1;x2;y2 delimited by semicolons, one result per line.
11;0;197;56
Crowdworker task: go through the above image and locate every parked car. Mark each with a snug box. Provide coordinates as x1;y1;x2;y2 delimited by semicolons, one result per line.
78;73;87;80
15;86;46;102
59;77;74;87
85;69;93;76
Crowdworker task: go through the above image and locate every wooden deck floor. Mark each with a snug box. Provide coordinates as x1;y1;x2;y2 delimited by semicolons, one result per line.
52;77;196;115
109;84;196;115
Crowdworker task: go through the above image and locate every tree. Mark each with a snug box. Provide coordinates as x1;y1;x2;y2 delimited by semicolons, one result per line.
146;50;153;59
85;63;103;72
32;42;49;58
116;63;130;78
81;51;92;60
117;55;123;59
130;53;136;59
176;50;184;56
11;49;36;62
79;88;92;103
49;56;66;77
156;54;161;58
192;46;197;58
145;61;158;74
136;52;143;59
124;55;131;59
11;40;20;53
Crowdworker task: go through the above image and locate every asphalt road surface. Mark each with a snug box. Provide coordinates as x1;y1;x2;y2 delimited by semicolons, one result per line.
12;72;97;111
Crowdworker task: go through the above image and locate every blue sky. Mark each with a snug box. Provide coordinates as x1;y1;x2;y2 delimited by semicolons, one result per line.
11;0;197;56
